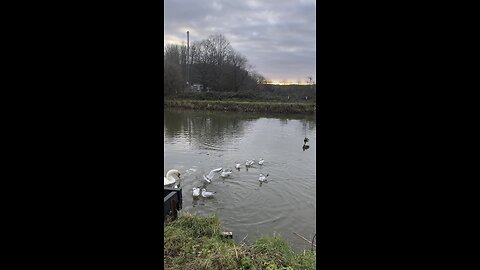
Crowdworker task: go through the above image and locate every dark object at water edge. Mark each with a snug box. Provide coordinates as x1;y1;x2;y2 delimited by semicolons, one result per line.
164;187;183;221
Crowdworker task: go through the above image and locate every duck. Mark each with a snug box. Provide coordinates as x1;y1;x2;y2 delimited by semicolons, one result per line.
304;137;309;144
259;173;269;182
221;169;232;178
192;187;201;197
164;169;181;186
201;188;216;198
258;158;264;165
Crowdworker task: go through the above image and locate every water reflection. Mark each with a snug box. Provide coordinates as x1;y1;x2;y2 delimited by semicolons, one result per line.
164;109;257;149
192;197;199;207
164;108;316;251
164;109;316;151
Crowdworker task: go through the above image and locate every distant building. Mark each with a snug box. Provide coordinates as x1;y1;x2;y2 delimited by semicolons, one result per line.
191;84;203;92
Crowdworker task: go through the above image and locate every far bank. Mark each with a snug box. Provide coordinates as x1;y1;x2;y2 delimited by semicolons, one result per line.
164;99;316;114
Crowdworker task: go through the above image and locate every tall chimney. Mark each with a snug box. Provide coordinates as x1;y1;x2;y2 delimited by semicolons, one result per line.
186;31;190;86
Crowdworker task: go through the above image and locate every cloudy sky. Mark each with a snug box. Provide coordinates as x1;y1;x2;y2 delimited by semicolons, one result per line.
164;0;316;83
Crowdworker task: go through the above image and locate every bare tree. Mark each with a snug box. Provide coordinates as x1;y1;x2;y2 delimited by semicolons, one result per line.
306;76;313;85
164;62;184;95
210;34;232;66
306;76;315;91
227;50;247;91
164;45;186;95
247;70;266;90
166;32;266;94
190;40;215;91
164;44;181;65
208;34;233;91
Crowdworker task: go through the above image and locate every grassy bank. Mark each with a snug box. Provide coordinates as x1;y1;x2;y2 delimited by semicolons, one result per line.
164;213;316;270
164;99;316;114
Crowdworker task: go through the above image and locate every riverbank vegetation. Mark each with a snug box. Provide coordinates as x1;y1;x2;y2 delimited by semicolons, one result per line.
164;84;316;114
164;99;315;114
168;84;316;102
164;212;316;270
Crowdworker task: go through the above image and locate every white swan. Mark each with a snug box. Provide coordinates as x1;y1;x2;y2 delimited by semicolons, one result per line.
245;159;255;167
201;188;216;198
164;169;181;186
203;167;223;183
192;187;201;197
259;173;269;182
221;169;232;178
258;158;264;165
235;163;241;169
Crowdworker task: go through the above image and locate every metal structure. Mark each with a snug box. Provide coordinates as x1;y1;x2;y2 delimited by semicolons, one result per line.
164;187;183;221
186;31;190;87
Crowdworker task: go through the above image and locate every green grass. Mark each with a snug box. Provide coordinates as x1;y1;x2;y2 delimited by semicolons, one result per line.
164;212;316;270
164;99;316;114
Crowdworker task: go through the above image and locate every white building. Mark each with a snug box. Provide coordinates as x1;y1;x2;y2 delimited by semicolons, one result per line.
191;84;203;92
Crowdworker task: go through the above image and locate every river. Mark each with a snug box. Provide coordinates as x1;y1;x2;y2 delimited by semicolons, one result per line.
164;108;316;251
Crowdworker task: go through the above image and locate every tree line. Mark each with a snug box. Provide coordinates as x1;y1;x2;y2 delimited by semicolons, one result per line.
164;34;266;96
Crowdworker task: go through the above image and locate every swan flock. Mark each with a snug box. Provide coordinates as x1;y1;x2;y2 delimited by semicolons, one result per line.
166;157;272;199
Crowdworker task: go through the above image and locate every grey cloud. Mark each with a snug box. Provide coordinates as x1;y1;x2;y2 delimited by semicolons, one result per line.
164;0;316;82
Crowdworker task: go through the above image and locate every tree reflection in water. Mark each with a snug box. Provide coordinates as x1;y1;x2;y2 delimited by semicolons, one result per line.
164;109;256;149
164;108;315;150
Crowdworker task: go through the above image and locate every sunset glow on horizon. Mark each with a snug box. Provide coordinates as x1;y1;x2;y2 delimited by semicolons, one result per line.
164;0;316;83
262;81;314;86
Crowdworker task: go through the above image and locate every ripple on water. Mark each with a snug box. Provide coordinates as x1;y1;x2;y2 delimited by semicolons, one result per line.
165;109;316;250
200;142;239;151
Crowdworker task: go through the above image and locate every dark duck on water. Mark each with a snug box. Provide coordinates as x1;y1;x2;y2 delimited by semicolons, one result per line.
302;144;310;151
303;137;310;151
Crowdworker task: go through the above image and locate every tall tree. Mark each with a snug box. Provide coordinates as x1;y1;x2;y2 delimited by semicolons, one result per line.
165;33;266;93
208;34;233;91
164;44;185;95
227;50;247;91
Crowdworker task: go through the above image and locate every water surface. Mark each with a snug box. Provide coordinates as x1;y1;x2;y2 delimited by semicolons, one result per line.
164;108;316;251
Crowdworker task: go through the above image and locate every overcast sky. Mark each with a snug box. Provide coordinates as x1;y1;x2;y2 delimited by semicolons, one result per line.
164;0;316;83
